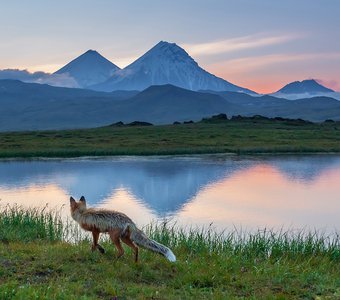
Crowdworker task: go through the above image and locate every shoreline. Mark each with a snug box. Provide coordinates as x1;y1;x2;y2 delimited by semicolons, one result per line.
1;150;340;161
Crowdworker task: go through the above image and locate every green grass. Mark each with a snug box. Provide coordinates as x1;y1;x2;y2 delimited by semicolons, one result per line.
0;118;340;158
0;205;64;243
1;207;340;299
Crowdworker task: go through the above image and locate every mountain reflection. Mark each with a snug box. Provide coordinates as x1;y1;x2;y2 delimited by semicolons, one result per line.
260;155;340;183
0;155;340;217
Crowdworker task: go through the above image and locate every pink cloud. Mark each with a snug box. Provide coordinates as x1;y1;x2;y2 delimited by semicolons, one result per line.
183;33;300;57
205;52;340;93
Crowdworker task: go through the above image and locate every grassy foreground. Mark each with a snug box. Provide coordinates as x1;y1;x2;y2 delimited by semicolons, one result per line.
1;207;340;299
0;117;340;158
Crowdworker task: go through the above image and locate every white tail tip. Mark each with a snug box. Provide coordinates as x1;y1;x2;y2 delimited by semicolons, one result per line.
165;249;176;262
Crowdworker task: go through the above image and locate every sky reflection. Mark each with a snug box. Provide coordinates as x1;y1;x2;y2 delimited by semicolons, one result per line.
0;155;339;232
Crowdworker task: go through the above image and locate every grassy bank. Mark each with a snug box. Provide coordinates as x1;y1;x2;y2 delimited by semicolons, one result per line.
1;207;340;299
0;117;340;158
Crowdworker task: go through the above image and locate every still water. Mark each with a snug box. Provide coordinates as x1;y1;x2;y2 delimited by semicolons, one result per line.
0;155;340;232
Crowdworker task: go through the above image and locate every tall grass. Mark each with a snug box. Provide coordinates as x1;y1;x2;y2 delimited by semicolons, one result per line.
146;222;340;261
0;205;64;242
1;207;339;261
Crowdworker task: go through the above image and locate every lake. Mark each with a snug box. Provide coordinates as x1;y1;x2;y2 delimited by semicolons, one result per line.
1;155;340;234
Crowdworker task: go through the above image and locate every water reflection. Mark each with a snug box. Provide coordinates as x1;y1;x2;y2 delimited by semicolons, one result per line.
0;157;247;214
177;164;340;230
0;155;340;231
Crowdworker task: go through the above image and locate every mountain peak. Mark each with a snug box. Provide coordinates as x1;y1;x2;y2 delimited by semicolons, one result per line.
91;41;255;94
83;49;100;55
139;40;194;64
303;79;318;84
276;79;334;94
155;40;176;46
55;50;120;88
56;49;116;68
153;41;180;50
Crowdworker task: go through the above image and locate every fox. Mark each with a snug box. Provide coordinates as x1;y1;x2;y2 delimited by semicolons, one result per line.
70;196;176;263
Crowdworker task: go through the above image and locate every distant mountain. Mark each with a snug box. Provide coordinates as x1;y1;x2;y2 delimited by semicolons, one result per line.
271;79;340;100
91;41;255;94
276;79;334;94
1;80;340;132
0;80;235;130
272;97;340;121
201;90;288;107
201;89;340;122
0;81;242;131
0;79;134;101
54;50;120;88
0;80;134;131
109;84;240;124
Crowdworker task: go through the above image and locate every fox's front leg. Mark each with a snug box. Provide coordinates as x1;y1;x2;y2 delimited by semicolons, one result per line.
91;230;105;254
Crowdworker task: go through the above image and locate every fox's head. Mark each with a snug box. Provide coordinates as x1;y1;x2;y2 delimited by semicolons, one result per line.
70;196;87;214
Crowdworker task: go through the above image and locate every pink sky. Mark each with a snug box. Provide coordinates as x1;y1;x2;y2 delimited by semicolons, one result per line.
0;1;339;94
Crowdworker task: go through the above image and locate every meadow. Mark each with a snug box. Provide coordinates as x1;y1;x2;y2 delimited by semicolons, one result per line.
1;206;340;299
1;116;340;299
0;116;340;158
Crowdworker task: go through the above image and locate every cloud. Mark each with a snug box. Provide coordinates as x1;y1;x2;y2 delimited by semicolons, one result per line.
0;69;79;88
183;33;300;57
35;73;79;88
0;69;45;81
210;52;340;74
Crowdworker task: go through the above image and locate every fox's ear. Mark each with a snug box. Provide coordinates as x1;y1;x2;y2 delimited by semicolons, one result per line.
70;196;76;203
80;196;86;202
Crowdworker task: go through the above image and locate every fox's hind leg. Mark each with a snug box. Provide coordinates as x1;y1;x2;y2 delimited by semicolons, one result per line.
121;227;138;262
121;235;139;263
91;230;105;254
109;229;124;259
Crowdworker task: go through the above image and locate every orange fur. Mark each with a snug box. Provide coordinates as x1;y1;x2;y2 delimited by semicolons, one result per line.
70;196;175;263
70;196;139;262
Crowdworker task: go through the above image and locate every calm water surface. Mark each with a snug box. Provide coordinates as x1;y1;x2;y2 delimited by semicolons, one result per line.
1;155;340;233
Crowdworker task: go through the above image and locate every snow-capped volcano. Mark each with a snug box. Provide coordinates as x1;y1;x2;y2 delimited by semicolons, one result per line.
54;50;120;88
276;79;334;94
91;41;255;94
271;79;340;100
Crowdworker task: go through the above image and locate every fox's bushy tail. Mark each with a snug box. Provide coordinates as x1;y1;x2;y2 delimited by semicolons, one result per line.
129;227;176;262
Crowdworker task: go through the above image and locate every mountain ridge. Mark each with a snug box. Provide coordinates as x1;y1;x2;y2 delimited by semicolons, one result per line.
91;41;255;94
1;79;340;131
